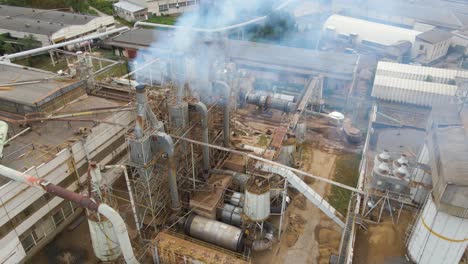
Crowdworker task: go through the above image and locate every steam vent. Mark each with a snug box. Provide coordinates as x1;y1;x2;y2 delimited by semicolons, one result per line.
0;1;467;264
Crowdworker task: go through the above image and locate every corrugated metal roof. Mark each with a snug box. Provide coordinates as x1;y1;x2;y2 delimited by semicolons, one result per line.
377;61;468;84
323;15;421;46
372;75;457;107
113;1;146;13
416;28;453;44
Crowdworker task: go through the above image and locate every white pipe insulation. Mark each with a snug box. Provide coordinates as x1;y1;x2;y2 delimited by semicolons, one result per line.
0;27;130;61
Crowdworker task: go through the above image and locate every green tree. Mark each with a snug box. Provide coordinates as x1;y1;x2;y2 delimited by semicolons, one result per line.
2;42;15;54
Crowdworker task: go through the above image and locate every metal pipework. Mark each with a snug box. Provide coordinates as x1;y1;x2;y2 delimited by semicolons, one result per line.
184;214;244;252
0;27;129;61
153;132;181;211
252;221;274;251
192;101;210;172
213;80;231;146
219;203;243;227
105;165;141;238
134;85;146;139
0;165;139;264
246;93;297;113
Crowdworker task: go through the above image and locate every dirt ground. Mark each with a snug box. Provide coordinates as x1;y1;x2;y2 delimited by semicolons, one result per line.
353;210;413;264
253;145;342;264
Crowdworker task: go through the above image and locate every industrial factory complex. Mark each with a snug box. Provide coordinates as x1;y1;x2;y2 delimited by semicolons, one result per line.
0;0;467;264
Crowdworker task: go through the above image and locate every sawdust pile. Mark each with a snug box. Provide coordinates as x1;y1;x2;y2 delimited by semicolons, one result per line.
284;213;307;247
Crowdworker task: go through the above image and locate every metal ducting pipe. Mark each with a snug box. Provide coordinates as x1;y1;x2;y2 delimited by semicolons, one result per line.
213;81;231;146
219;203;243;227
153;132;181;211
0;165;139;264
209;169;249;191
135;84;160;136
192;101;210;173
246;93;297;113
134;85;146;139
0;27;129;61
184;214;244;252
252;221;274;251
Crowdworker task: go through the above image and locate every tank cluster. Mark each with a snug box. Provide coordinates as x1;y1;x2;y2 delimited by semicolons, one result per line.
371;150;411;193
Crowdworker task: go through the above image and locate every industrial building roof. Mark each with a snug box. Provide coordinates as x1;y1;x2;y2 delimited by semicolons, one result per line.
109;28;164;48
113;1;146;12
0;64;80;106
333;0;468;29
376;61;468;84
226;39;358;80
372;75;457;107
0;5;99;25
416;28;453;44
428;106;467;187
323;15;421;46
0;5;108;37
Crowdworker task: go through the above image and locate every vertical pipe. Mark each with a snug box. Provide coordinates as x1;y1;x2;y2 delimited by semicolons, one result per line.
193;101;210;173
154;132;181;211
213;81;231;146
134;84;146;139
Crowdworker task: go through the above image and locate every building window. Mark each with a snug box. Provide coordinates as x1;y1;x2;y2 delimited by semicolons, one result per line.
19;231;38;252
419;45;424;51
52;210;65;226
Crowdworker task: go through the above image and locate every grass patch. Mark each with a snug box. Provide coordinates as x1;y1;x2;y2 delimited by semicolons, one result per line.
14;54;68;72
329;153;361;215
145;15;179;25
257;134;269;147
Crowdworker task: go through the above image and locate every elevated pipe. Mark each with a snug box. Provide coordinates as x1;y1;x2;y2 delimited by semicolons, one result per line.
153;132;181;211
213;81;231;146
0;165;139;264
0;27;129;61
192;101;210;173
133;0;294;32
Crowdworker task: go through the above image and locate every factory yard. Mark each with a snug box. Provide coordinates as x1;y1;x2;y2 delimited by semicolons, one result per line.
1;1;468;264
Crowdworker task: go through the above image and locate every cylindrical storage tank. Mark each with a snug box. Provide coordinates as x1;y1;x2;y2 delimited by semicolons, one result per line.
244;179;270;221
219;203;243;227
328;111;344;126
168;102;189;129
0;121;8;159
228;191;244;207
407;195;468;264
88;218;121;262
185;215;244;252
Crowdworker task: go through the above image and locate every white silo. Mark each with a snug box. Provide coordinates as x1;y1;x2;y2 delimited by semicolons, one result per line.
407;194;468;264
406;107;468;264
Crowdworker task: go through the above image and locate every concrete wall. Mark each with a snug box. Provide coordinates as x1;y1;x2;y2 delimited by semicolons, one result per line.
413;38;451;64
114;6;148;22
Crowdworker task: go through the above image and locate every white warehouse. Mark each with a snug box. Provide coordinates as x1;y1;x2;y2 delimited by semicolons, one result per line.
0;5;115;47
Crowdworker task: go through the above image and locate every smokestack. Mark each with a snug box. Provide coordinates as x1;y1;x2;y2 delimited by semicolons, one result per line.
213;81;231;146
193;101;210;173
134;84;146;139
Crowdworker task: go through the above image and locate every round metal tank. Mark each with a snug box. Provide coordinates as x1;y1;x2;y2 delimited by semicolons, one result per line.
220;203;243;227
185;215;244;252
407;195;468;264
0;121;8;159
228;191;244;207
168;102;189;128
243;179;270;221
88;218;121;262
